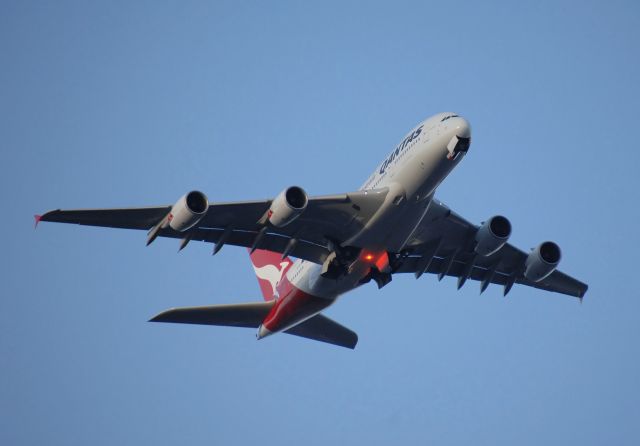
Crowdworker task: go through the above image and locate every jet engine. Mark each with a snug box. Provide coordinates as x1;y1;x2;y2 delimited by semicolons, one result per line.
474;215;511;256
167;190;209;232
265;186;308;227
524;241;561;282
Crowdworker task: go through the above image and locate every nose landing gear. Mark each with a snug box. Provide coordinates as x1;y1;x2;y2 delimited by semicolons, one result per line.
446;135;471;160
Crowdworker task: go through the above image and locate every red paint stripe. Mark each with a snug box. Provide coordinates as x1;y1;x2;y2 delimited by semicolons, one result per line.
262;286;331;333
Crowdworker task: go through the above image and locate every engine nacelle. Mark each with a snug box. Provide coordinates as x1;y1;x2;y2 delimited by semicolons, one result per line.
266;186;308;227
167;190;209;232
524;241;561;282
474;215;511;256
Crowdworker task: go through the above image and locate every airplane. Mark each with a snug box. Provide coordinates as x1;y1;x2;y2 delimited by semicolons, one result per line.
36;112;588;349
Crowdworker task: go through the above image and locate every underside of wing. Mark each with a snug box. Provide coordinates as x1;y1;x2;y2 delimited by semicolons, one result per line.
38;206;171;230
395;200;588;298
37;187;390;264
395;254;587;298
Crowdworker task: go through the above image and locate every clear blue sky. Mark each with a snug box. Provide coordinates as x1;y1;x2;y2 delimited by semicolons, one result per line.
2;1;639;445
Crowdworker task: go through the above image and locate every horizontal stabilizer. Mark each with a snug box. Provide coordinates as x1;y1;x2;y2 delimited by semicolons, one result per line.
149;301;274;328
285;314;358;349
150;302;358;349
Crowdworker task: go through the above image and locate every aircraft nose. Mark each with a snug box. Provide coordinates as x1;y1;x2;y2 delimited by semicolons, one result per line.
453;117;471;139
445;116;472;159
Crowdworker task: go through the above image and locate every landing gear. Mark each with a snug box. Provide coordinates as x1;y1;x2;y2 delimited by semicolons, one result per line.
359;250;410;289
447;135;471;160
321;251;348;279
320;245;361;280
363;268;392;289
321;245;408;289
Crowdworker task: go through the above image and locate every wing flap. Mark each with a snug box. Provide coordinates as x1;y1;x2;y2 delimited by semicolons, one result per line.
157;227;331;264
396;252;588;298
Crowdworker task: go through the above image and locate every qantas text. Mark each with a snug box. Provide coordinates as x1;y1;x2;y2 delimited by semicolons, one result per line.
379;126;423;174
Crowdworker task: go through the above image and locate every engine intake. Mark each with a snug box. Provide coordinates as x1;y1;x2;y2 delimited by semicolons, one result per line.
474;215;511;256
524;241;561;282
168;190;209;232
265;186;308;227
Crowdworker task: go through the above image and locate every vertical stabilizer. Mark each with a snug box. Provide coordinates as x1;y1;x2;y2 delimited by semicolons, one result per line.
248;249;293;301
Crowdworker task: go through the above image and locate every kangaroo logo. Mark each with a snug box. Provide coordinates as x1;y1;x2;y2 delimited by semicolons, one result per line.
253;261;290;297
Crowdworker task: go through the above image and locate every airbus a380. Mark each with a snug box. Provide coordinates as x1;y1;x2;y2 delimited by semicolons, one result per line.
37;112;588;349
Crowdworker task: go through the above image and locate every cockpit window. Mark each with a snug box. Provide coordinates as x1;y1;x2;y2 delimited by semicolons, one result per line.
441;114;459;122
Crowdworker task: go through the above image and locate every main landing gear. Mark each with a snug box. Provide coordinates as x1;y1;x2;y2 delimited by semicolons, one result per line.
320;245;360;280
321;243;410;290
359;268;392;289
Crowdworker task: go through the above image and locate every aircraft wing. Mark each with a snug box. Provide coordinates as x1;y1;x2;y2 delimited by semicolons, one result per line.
394;200;588;298
38;188;390;264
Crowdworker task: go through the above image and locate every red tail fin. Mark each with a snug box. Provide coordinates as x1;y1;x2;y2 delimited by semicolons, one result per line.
248;249;294;301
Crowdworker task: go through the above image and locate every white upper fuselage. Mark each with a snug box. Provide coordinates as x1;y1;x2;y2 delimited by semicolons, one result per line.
284;113;471;301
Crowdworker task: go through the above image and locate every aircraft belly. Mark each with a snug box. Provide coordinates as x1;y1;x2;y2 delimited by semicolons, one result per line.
295;262;357;299
382;199;432;252
344;186;432;253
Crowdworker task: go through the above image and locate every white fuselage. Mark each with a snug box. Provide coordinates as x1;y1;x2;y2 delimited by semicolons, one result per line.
286;113;471;302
